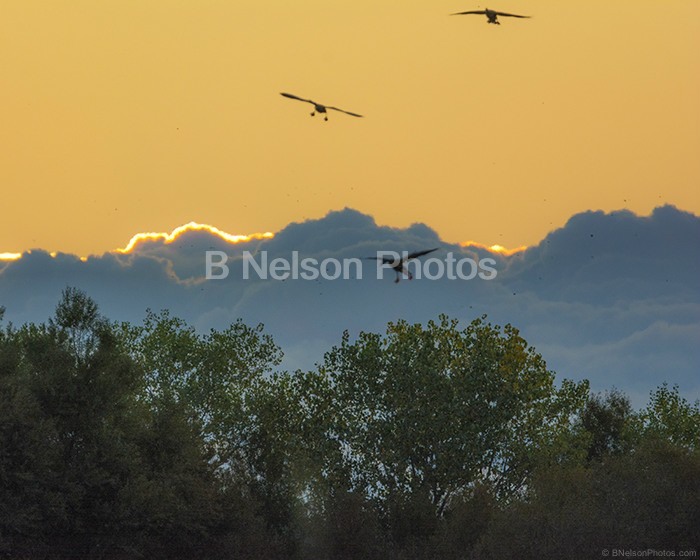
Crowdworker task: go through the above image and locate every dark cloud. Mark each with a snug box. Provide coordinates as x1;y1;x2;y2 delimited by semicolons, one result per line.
503;205;700;303
1;205;698;406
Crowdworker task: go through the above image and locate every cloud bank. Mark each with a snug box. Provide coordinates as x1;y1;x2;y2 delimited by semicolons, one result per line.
2;206;698;406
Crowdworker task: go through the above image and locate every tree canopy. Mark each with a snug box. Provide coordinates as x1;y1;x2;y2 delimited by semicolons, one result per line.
0;289;697;559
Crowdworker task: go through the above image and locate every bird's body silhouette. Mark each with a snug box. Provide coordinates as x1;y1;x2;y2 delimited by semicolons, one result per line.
367;248;440;283
280;92;363;121
451;8;530;25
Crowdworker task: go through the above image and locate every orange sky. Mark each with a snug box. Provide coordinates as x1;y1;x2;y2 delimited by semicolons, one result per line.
2;0;698;256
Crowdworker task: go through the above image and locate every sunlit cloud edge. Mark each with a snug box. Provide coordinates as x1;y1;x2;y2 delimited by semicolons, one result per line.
460;241;527;256
115;222;275;254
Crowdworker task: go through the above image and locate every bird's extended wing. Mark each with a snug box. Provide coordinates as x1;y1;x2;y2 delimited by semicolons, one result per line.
365;256;394;264
407;248;439;260
450;10;487;16
280;92;315;105
327;106;364;118
494;11;530;18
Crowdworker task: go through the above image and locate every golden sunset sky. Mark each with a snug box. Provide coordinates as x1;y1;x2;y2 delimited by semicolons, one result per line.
2;0;698;256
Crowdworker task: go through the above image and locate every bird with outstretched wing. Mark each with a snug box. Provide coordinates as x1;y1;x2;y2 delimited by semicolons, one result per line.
451;8;530;25
366;248;440;283
280;92;363;120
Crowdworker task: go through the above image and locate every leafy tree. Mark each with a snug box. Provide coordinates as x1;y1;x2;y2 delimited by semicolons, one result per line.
579;388;635;462
121;310;283;464
435;484;495;559
0;289;146;555
21;290;151;554
475;440;700;559
231;369;353;549
320;315;589;514
118;399;223;558
640;383;700;450
1;289;228;558
117;310;200;405
0;321;62;556
254;369;352;506
50;286;107;365
119;309;297;550
299;489;384;560
4;292;699;559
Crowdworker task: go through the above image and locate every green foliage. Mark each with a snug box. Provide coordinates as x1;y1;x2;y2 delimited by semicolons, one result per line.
0;289;228;558
299;489;385;560
1;290;698;559
321;315;588;509
640;383;700;450
579;388;635;462
121;309;283;465
50;286;106;364
475;440;700;559
0;326;63;552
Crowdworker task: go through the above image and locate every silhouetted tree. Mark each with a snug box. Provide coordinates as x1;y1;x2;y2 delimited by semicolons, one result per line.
0;289;226;558
475;440;700;559
0;321;62;556
579;388;634;462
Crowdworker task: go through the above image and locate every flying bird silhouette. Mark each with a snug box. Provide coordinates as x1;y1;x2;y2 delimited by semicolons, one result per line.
367;248;440;283
280;92;363;121
451;8;530;25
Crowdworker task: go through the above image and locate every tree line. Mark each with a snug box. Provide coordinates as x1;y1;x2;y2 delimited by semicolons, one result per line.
1;288;698;559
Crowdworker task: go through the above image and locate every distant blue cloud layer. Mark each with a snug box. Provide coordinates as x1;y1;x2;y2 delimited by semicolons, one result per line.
2;206;698;406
